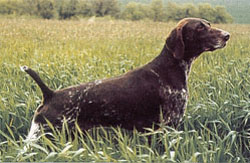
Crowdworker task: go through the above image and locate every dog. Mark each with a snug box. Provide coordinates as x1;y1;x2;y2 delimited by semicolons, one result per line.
22;18;230;140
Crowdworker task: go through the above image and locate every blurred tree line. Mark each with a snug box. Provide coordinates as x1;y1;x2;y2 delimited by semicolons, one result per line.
0;0;233;23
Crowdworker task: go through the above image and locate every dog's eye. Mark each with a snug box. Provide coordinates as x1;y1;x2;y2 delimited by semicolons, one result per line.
197;24;205;31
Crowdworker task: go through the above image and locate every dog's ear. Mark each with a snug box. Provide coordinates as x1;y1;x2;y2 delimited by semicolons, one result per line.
166;24;185;60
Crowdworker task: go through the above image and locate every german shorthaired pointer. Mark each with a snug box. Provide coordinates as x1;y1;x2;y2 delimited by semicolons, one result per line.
22;18;230;140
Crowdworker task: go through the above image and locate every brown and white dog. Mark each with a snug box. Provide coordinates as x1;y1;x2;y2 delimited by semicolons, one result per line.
22;18;230;140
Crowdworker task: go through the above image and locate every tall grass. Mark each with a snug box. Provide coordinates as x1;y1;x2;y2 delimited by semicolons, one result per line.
0;18;250;162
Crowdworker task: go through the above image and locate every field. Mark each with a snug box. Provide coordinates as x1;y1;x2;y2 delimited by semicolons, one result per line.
0;18;250;162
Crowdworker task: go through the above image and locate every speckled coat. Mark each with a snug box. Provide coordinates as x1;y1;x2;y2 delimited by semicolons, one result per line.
24;18;230;136
34;46;191;131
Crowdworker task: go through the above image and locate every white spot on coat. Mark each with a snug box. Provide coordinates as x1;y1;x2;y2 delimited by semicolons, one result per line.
26;119;40;141
150;69;160;78
94;80;102;85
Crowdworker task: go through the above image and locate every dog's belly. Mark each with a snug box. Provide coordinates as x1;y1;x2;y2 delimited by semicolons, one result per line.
77;85;162;131
75;84;188;130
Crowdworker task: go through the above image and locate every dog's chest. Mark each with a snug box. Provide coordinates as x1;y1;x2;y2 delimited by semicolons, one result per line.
159;84;188;125
158;60;192;126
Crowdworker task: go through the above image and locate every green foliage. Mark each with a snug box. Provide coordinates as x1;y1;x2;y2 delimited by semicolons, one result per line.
0;0;233;23
0;0;121;19
57;0;78;19
0;18;250;162
0;0;27;16
121;0;166;22
150;0;165;22
120;0;250;24
214;6;233;24
165;2;184;21
77;0;93;17
21;0;39;16
198;3;215;22
121;2;152;21
0;0;17;15
37;0;55;19
121;1;233;23
166;2;233;23
56;0;120;19
90;0;120;17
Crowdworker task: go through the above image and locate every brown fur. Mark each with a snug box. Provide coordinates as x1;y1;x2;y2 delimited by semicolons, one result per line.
23;18;230;134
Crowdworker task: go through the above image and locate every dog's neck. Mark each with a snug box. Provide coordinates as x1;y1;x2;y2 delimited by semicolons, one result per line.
149;45;195;89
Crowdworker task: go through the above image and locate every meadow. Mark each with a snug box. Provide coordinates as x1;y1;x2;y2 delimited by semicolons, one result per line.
0;18;250;162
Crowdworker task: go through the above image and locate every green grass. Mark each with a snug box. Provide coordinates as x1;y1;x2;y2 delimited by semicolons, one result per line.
0;18;250;162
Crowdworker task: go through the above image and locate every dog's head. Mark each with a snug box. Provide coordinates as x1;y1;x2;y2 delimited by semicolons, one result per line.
166;18;230;60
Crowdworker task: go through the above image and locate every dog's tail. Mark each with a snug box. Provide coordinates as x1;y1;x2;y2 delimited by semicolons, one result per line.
21;66;54;101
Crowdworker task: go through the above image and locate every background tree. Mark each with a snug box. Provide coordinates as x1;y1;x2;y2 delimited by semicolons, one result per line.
90;0;120;17
58;0;78;19
150;0;165;22
21;0;39;16
0;0;234;23
0;0;22;15
121;2;152;21
214;6;233;23
165;2;183;21
166;2;233;23
183;3;199;18
77;0;93;17
37;0;55;19
198;3;216;23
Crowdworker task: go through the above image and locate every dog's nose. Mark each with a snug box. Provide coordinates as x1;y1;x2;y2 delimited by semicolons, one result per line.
223;32;230;41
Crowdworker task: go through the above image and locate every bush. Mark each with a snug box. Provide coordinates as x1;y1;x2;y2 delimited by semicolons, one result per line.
121;2;152;21
214;6;233;23
77;0;93;17
0;0;24;15
150;0;166;22
165;2;184;21
0;0;233;23
166;2;233;23
90;0;120;18
197;3;233;24
57;0;78;19
37;0;55;19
